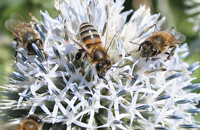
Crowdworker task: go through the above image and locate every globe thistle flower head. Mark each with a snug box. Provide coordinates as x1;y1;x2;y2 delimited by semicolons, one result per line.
1;0;200;129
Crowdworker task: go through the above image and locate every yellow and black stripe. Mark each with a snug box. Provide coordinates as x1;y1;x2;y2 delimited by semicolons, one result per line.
79;22;101;46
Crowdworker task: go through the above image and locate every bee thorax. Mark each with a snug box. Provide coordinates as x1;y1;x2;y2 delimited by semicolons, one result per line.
22;31;35;43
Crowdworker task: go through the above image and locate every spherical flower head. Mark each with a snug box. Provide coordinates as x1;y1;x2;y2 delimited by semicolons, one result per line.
1;0;200;129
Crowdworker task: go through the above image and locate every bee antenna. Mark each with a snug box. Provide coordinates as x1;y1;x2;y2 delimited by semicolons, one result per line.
29;13;39;24
111;65;124;68
29;12;33;18
129;41;140;45
40;115;46;120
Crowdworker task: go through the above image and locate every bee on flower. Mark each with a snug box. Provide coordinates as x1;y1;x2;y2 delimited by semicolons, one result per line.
1;0;200;130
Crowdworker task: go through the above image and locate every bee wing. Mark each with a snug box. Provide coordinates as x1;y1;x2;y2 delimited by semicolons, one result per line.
154;17;171;32
155;18;186;44
173;31;186;44
105;14;123;51
63;27;93;58
5;13;26;36
164;26;186;44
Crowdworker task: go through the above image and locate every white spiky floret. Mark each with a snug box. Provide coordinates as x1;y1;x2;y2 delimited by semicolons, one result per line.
1;0;200;129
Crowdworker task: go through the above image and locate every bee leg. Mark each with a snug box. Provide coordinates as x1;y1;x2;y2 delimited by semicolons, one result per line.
170;45;177;57
125;53;131;57
136;44;142;53
79;54;87;74
145;56;149;62
138;44;142;51
165;52;171;60
14;38;20;62
28;52;34;55
73;49;85;62
138;42;144;52
81;54;87;70
103;77;108;84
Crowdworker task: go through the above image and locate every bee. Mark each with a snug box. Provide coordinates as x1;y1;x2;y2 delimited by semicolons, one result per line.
17;115;43;130
64;20;123;79
5;13;44;62
135;18;186;61
71;22;112;79
62;1;123;80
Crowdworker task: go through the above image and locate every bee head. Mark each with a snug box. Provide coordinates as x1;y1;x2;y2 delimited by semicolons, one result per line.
27;115;43;124
96;60;111;78
141;41;157;57
27;39;43;54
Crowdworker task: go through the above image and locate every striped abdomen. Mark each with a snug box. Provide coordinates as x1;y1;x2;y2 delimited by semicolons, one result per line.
79;22;101;46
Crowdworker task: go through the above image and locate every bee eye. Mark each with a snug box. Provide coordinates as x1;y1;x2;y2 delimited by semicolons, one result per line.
35;39;41;44
96;63;103;71
152;48;157;52
105;60;111;65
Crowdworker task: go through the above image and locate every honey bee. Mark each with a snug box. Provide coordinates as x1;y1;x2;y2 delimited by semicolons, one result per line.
62;1;123;80
17;115;43;130
5;13;44;62
72;22;112;79
136;18;186;61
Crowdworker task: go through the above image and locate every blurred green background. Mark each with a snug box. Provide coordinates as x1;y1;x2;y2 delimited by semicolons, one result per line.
0;0;199;85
